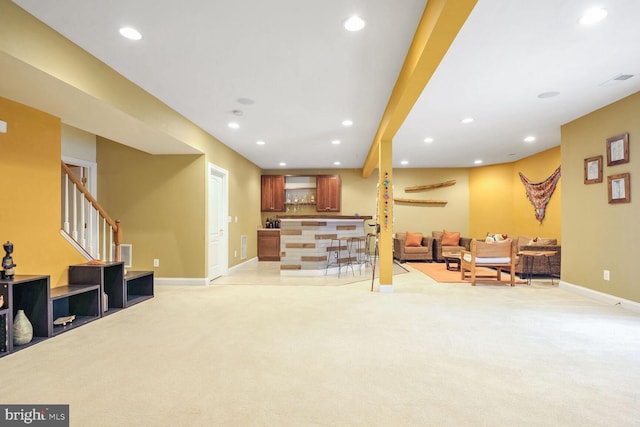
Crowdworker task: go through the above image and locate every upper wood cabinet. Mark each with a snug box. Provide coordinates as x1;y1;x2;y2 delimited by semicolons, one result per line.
316;175;341;212
261;175;285;212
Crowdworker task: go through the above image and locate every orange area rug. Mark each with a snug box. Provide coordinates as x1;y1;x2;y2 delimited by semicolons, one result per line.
408;262;526;284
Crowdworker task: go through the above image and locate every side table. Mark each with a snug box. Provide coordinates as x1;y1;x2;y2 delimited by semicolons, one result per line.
518;250;558;285
442;251;462;271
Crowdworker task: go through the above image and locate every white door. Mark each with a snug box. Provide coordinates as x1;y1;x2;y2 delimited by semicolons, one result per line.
208;163;229;281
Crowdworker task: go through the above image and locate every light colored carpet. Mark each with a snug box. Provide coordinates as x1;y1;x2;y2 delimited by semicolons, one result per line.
409;262;527;284
1;265;640;426
212;259;407;286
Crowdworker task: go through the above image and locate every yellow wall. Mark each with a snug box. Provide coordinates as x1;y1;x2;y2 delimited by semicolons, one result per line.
0;96;87;286
561;91;640;302
96;137;263;277
469;163;514;237
469;147;561;241
97;139;206;277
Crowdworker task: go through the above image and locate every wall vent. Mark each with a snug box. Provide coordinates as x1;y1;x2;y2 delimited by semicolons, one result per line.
112;244;132;267
241;235;247;259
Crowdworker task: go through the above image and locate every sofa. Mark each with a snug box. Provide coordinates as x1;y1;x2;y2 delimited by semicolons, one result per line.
393;232;434;262
432;230;472;262
513;236;561;278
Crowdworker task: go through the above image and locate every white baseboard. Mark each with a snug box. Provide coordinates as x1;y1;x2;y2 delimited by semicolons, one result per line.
379;284;394;293
228;257;257;274
559;280;640;314
155;277;208;286
156;258;259;286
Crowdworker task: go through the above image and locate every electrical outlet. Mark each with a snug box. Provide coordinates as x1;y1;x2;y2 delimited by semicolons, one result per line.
234;250;238;258
603;270;610;281
153;259;160;267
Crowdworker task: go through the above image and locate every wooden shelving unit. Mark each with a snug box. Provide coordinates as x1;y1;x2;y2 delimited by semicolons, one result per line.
69;262;125;316
50;284;101;336
0;275;52;357
0;264;154;358
124;271;154;308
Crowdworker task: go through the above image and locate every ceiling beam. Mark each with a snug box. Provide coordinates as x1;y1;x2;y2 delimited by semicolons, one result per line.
361;0;478;177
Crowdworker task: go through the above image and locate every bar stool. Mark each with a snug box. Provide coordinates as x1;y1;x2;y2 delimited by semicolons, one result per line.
347;236;366;275
365;233;377;266
325;238;344;276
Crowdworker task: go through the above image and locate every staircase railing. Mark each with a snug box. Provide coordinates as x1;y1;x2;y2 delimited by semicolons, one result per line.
61;162;122;262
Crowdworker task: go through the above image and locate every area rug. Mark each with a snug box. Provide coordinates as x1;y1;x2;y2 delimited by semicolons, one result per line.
408;262;526;284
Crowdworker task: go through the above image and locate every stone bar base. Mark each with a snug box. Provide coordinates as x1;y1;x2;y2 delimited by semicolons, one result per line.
279;217;368;276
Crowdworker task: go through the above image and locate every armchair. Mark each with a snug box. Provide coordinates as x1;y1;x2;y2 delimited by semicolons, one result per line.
393;232;434;263
432;230;472;262
460;238;517;286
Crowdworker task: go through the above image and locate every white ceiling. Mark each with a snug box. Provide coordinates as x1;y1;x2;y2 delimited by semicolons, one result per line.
10;0;640;169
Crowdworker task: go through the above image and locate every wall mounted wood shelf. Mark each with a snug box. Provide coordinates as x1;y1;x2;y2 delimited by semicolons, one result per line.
404;180;456;192
394;198;447;206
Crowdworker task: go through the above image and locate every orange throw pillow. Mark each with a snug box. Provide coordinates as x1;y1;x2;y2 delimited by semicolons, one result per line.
405;232;423;247
441;230;460;246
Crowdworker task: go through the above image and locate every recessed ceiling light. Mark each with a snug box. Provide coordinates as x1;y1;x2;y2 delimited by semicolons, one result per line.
227;122;239;129
119;27;142;40
461;117;474;124
342;119;353;127
424;137;434;143
344;15;366;32
578;7;608;26
474;160;483;165
256;140;266;145
538;91;560;99
331;140;341;145
524;136;536;143
401;160;409;165
333;161;341;166
279;162;286;167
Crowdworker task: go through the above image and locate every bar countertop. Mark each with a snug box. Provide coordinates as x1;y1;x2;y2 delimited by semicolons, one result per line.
277;215;372;220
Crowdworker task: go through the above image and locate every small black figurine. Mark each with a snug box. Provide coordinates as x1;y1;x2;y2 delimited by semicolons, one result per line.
1;241;16;280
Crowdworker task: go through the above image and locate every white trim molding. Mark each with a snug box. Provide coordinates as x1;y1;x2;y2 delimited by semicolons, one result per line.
559;280;640;314
379;284;394;293
155;277;209;286
227;257;257;275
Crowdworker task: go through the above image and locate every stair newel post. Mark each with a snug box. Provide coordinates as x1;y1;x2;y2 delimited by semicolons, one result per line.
114;220;123;263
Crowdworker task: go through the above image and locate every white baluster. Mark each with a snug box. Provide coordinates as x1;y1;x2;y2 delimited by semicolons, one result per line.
109;225;114;262
81;195;86;249
72;183;78;240
95;212;101;260
102;218;107;262
87;206;94;257
63;173;70;233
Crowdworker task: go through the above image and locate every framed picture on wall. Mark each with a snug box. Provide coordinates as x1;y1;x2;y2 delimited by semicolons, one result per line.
584;155;603;184
606;133;629;166
608;173;630;204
